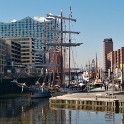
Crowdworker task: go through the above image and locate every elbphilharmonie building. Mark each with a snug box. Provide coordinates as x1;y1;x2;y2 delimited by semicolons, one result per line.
0;15;60;64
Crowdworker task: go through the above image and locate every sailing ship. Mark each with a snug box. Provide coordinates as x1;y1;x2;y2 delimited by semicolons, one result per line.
29;82;52;98
13;7;83;95
12;72;52;98
46;7;83;92
11;58;52;98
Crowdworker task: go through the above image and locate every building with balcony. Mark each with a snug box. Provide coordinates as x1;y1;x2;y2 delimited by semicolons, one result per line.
4;37;35;66
0;39;6;74
4;38;21;65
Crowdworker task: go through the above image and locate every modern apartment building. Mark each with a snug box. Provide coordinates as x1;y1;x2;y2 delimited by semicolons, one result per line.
106;47;124;88
0;15;60;64
103;38;113;72
107;50;118;72
4;38;21;65
0;39;6;74
108;47;124;71
19;38;35;66
119;47;124;67
107;51;114;72
120;47;124;89
117;49;120;68
4;37;35;66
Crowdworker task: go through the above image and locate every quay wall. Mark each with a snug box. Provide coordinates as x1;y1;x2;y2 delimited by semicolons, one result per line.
50;97;118;107
49;95;124;113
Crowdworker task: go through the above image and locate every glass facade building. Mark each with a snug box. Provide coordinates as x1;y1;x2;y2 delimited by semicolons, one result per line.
0;16;60;64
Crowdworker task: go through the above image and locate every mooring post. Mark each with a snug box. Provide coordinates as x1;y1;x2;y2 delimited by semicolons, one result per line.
96;96;97;100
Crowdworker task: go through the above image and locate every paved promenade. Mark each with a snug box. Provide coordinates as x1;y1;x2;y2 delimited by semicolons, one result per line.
56;87;124;100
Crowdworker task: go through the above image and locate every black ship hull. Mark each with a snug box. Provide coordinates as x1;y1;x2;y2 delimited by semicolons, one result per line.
0;76;41;95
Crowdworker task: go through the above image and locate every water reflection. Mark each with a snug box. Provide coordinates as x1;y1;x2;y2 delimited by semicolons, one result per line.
0;96;48;117
0;95;122;124
0;95;49;124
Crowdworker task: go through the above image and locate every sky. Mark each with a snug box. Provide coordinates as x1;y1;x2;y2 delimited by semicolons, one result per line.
0;0;124;69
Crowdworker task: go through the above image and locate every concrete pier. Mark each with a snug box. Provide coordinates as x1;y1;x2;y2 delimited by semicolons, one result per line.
49;88;124;112
50;94;119;107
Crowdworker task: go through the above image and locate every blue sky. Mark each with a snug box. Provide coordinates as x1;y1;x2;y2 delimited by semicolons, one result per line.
0;0;124;68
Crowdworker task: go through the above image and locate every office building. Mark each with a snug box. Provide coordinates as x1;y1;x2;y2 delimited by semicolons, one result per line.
103;38;113;72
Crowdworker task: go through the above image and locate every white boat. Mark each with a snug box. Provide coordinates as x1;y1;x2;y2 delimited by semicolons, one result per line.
82;71;89;82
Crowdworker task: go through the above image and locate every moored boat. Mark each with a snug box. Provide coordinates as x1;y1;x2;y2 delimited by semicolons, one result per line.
29;84;52;98
12;78;52;98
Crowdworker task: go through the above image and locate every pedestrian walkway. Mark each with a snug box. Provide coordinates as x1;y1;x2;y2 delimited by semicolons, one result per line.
56;86;124;100
50;86;124;112
50;87;121;110
65;87;124;100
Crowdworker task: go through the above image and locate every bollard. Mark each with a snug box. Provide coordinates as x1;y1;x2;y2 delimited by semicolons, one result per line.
96;96;97;100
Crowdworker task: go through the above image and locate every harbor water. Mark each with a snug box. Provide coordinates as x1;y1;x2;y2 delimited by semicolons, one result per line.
0;94;123;124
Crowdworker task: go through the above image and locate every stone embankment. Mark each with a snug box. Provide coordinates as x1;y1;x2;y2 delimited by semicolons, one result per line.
49;87;124;112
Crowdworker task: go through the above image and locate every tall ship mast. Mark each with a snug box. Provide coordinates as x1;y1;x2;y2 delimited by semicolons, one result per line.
47;7;82;85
